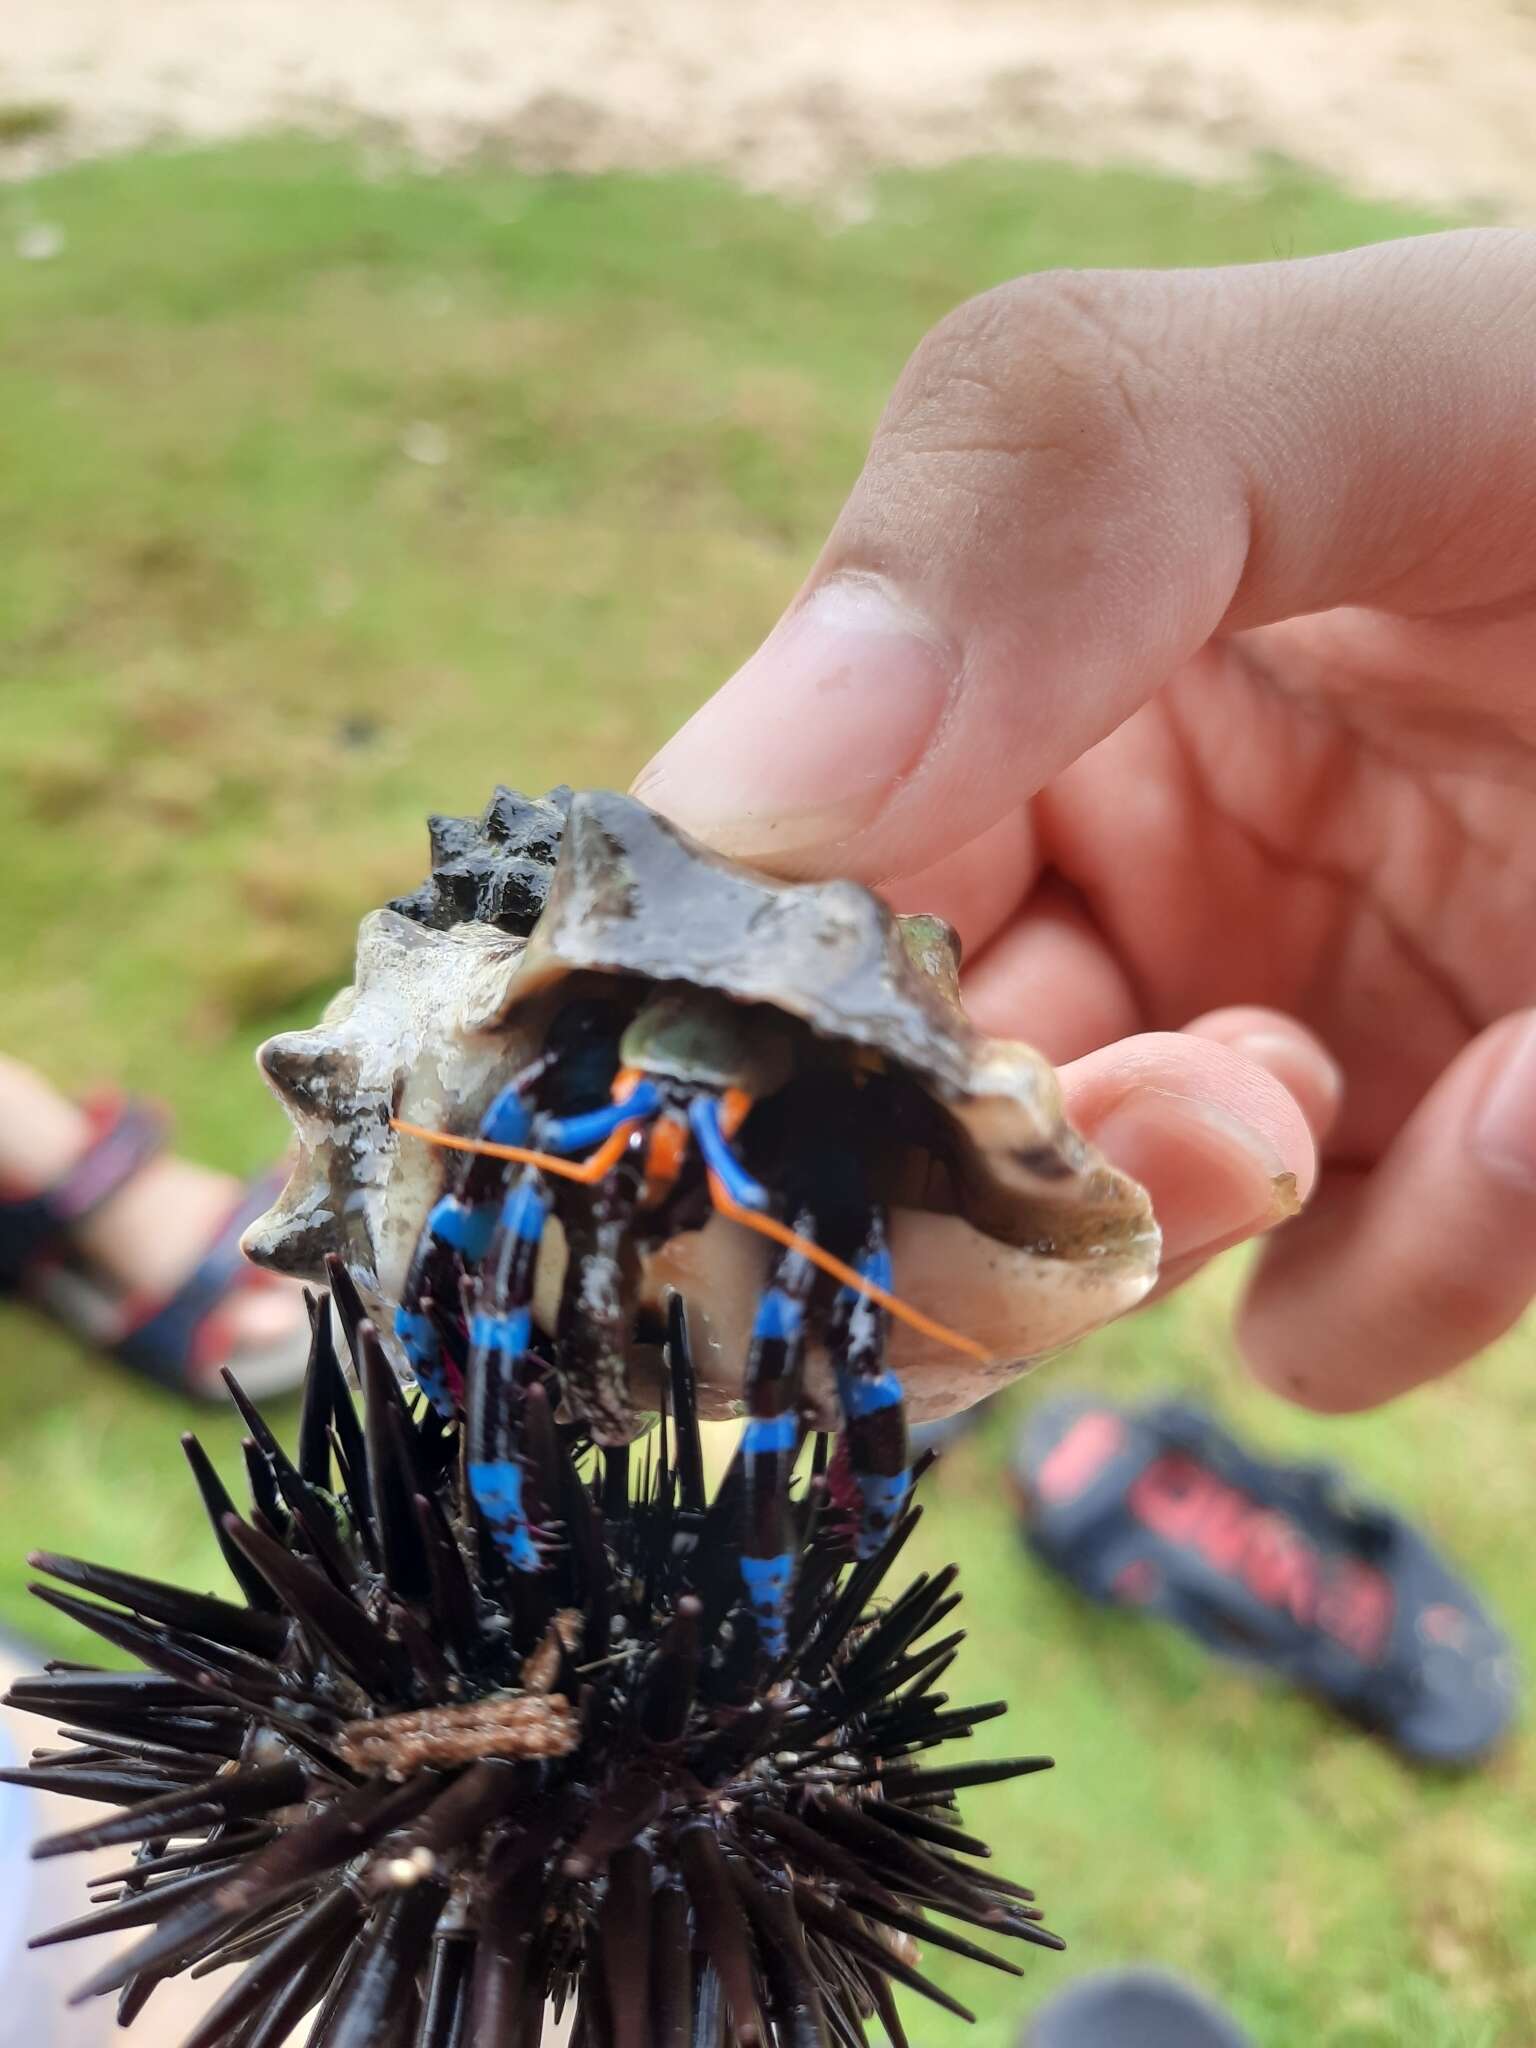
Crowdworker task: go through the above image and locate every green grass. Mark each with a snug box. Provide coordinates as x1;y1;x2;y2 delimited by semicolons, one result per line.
2;142;1530;2045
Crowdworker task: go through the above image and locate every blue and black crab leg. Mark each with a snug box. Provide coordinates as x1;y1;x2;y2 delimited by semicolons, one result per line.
393;1063;552;1416
394;1064;660;1414
828;1209;910;1559
540;1075;660;1160
552;1134;650;1447
690;1092;913;1603
459;1082;664;1569
463;1164;552;1573
692;1090;912;1562
737;1219;814;1657
688;1091;768;1211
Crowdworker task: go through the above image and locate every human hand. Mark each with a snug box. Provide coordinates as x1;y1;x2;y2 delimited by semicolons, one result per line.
636;229;1536;1412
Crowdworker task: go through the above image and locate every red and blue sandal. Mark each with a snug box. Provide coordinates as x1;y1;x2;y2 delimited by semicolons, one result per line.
0;1092;307;1403
1013;1394;1518;1767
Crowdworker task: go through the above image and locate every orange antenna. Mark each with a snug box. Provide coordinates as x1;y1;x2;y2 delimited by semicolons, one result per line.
390;1117;640;1187
706;1172;989;1363
390;1117;989;1363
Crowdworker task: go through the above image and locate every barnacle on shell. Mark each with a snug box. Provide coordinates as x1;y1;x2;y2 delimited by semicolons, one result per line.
6;1279;1061;2048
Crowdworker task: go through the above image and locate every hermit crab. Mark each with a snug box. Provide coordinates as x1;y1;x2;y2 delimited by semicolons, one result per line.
245;789;1158;1649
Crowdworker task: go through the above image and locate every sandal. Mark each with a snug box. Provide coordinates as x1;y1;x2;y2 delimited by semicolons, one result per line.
0;1092;308;1403
1013;1394;1518;1767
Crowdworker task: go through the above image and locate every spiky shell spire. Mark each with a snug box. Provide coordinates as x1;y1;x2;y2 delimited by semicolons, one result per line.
388;786;574;938
6;1278;1061;2048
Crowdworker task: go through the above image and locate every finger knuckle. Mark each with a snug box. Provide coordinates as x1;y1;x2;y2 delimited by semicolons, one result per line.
885;270;1172;492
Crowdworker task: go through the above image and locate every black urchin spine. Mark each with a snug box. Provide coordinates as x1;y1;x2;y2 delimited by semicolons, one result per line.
5;1274;1060;2047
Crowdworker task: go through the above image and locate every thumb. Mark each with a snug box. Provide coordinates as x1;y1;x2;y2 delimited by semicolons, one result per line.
635;229;1536;883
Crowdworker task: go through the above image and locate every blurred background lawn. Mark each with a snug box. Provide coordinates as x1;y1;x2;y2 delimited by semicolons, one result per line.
2;141;1533;2046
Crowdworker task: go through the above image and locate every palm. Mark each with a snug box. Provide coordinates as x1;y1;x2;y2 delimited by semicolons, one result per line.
947;609;1536;1174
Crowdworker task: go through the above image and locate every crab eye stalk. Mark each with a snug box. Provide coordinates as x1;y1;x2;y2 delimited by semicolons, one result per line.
7;1278;1061;2048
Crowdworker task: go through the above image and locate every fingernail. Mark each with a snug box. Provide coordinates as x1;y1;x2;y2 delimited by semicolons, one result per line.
1471;1011;1536;1190
633;573;955;861
1092;1086;1297;1262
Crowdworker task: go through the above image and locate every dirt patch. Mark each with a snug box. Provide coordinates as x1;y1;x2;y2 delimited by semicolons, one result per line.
7;1;1536;216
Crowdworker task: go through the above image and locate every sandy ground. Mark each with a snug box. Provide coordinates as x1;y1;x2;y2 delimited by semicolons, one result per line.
7;0;1536;219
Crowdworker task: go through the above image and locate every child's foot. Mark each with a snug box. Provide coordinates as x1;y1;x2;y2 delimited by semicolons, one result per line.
0;1059;310;1401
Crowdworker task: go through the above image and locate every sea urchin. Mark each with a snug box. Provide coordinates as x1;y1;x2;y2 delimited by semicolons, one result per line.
7;1269;1060;2047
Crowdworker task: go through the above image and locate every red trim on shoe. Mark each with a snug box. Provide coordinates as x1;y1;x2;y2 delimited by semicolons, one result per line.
0;1094;169;1286
1035;1410;1125;1504
1126;1452;1394;1664
109;1167;298;1398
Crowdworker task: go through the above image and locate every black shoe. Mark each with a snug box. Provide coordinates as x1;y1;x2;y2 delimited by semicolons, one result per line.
1023;1967;1253;2047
